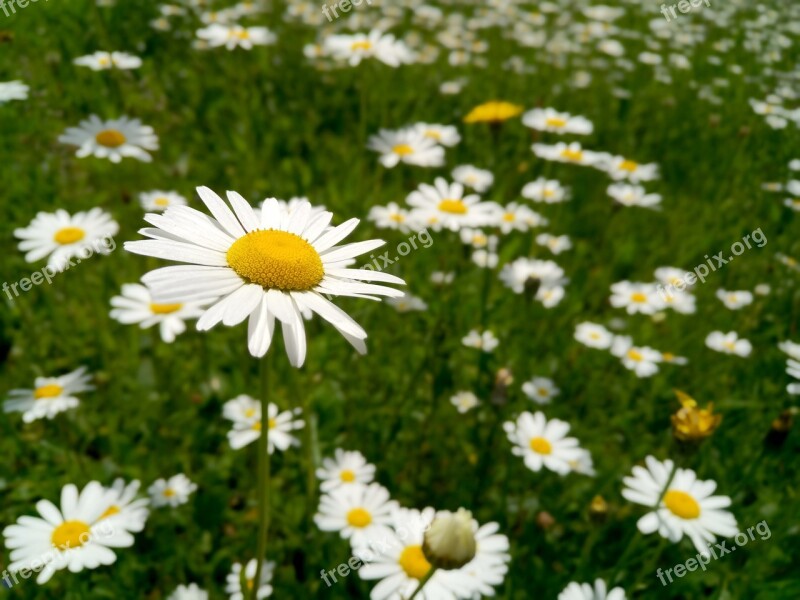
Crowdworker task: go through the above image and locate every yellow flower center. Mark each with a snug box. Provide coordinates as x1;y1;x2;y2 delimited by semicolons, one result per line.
244;408;256;418
34;384;64;399
438;199;468;214
235;29;250;40
663;490;701;519
226;230;324;291
626;349;643;362
346;507;372;528
392;144;414;156
163;488;176;497
502;212;516;222
252;418;278;431
662;352;675;361
529;436;552;454
390;213;406;223
537;387;549;397
98;505;120;520
543;189;555;198
53;226;86;245
560;148;583;162
545;117;568;128
150;302;183;314
51;520;91;550
351;40;372;51
631;292;648;303
98;56;111;66
723;341;736;351
95;129;127;148
340;469;356;482
154;197;170;207
619;160;639;172
398;545;431;580
424;129;442;140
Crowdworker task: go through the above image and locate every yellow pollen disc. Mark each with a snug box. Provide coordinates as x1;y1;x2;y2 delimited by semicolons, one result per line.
425;130;442;140
226;230;324;291
154;197;170;207
390;213;406;223
502;213;516;222
398;545;431;580
561;149;583;162
99;505;120;520
351;40;372;51
537;388;549;397
631;292;648;303
236;29;250;40
98;57;110;66
664;490;701;519
529;436;552;455
95;129;127;148
51;520;91;550
340;469;356;482
543;189;555;197
346;507;372;528
34;384;64;400
662;352;675;361
619;160;638;172
545;117;568;128
246;578;254;590
163;488;176;497
438;199;468;214
150;302;183;314
626;349;643;362
244;408;256;418
392;144;414;156
53;226;86;245
269;418;276;429
723;341;736;351
589;332;600;339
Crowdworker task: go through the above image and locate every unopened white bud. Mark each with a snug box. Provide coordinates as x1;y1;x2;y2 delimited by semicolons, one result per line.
422;508;477;570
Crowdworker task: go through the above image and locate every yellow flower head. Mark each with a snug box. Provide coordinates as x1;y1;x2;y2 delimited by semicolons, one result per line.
463;101;523;124
671;390;722;442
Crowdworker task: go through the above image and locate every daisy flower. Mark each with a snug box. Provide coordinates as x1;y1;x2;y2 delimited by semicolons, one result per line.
558;579;626;600
139;190;188;212
0;80;29;103
323;30;414;67
521;376;560;404
622;456;738;555
110;283;206;343
607;184;662;209
609;281;665;315
314;483;398;546
2;481;134;584
522;108;593;135
536;233;572;255
196;24;276;50
494;203;547;234
521;177;569;203
462;329;499;352
406;178;500;232
222;394;260;425
450;391;480;414
602;156;659;182
463;101;523;124
14;208;118;272
452;165;494;192
168;584;208;600
654;266;693;290
503;411;587;475
532;142;609;167
96;479;150;533
226;401;304;453
148;474;197;508
574;322;614;349
715;289;754;310
499;258;567;297
316;449;376;493
73;51;142;70
386;293;428;312
59;115;158;163
611;336;663;377
460;519;511;597
367;128;445;168
705;331;752;357
125;187;405;367
368;202;411;231
225;559;274;600
413;122;461;147
4;366;93;423
355;507;468;600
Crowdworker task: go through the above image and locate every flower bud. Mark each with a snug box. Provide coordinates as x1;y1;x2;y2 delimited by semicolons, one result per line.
422;508;477;570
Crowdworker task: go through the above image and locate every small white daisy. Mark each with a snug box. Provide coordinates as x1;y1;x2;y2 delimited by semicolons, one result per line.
139;190;188;212
59;115;158;163
367;127;445;169
609;281;665;315
607;184;662;209
450;391;480;413
602;156;659;182
522;108;593;135
4;367;93;423
225;559;274;600
715;289;754;310
0;80;30;103
314;483;398;546
148;474;197;508
462;329;499;352
168;583;209;600
96;479;150;534
521;177;569;203
226;401;304;454
196;24;276;50
452;165;494;192
705;331;752;357
110;283;206;343
503;411;587;475
413;122;461;147
611;336;663;378
536;233;572;255
73;51;143;70
316;449;376;493
574;322;614;349
406;178;500;232
558;578;626;600
521;377;560;405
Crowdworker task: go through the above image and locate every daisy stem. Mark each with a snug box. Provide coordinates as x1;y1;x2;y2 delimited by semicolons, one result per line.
252;355;272;600
406;568;437;600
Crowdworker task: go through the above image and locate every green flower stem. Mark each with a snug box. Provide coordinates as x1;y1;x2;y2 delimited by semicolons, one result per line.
407;568;437;600
252;355;272;600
